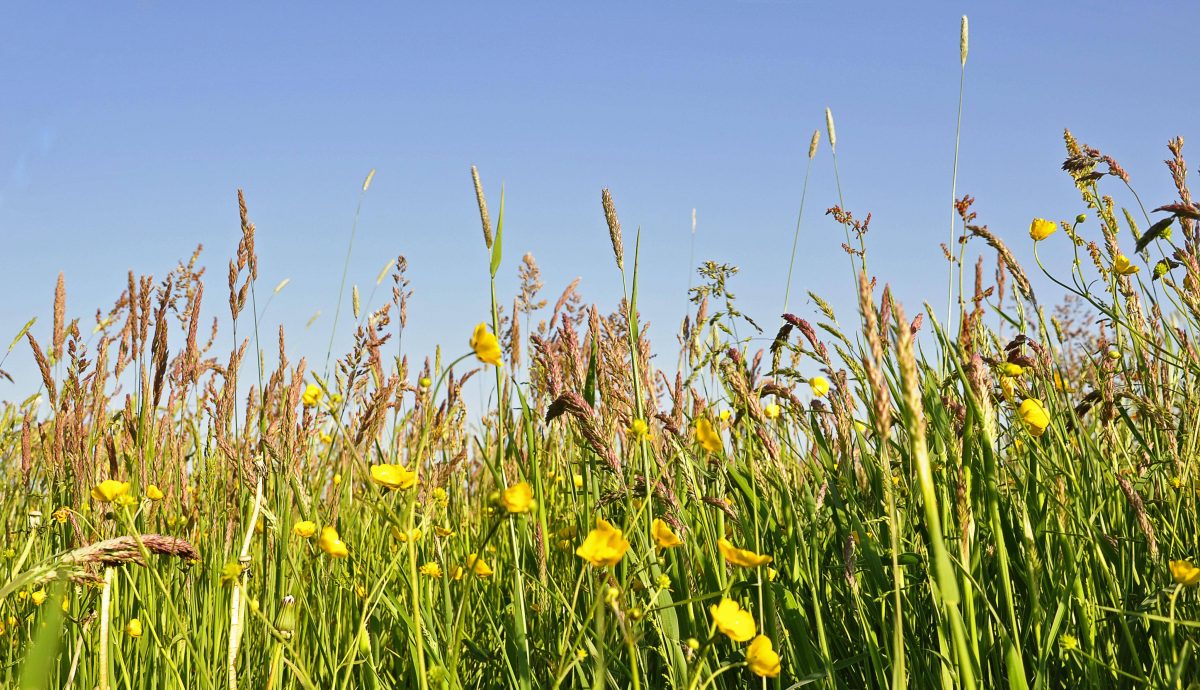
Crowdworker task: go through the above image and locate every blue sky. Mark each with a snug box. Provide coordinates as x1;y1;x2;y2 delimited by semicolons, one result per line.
2;2;1197;394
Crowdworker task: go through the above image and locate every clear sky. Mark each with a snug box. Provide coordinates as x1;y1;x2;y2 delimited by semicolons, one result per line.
2;2;1198;395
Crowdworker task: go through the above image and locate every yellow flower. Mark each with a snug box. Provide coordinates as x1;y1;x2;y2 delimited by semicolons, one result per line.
1017;398;1051;437
470;322;503;367
575;517;631;567
719;409;732;422
572;473;584;489
332;473;342;486
392;527;422;543
419;376;432;388
434;526;455;538
718;537;773;568
629;418;651;440
1030;218;1057;241
810;376;830;397
449;566;465;580
126;618;143;638
1113;254;1140;275
370;464;418;490
466;553;493;578
695;418;722;453
999;376;1016;403
432;487;449;508
502;481;534;513
52;507;70;524
319;526;349;559
651;518;683;549
302;383;323;407
145;485;164;501
320;432;333;444
293;521;317;539
1170;559;1200;587
710;598;756;642
31;590;47;606
419;562;443;578
763;403;781;419
220;562;244;586
999;362;1024;377
746;635;781;677
91;479;131;503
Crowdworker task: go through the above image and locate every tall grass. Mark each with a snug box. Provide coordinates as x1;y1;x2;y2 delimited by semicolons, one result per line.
1;108;1199;690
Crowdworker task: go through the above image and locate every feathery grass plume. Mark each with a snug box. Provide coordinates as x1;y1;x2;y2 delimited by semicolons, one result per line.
352;285;361;320
960;15;968;66
825;107;837;151
471;165;493;249
965;224;1036;305
857;272;892;436
601;188;625;271
52;272;65;361
26;332;56;407
808;129;820;159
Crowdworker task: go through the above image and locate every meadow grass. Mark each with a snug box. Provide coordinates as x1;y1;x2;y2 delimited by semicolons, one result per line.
1;127;1200;690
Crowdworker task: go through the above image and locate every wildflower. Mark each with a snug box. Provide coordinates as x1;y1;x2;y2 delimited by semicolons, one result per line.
810;376;830;397
763;403;781;420
605;586;620;604
332;473;342;486
52;507;70;524
302;383;323;407
419;376;432;388
718;538;772;568
572;473;584;489
320;432;333;444
1017;398;1051;437
434;526;455;538
31;590;47;606
686;638;700;651
145;485;164;501
319;526;349;559
293;521;317;539
710;598;756;642
1170;559;1200;587
91;480;131;503
652;518;683;549
1000;376;1016;403
695;418;722;453
999;362;1024;377
501;481;534;513
1058;633;1078;651
466;553;493;578
419;562;443;578
629;418;651;440
766;567;778;582
432;487;449;508
576;517;631;567
1112;254;1140;275
126;618;143;638
392;527;422;543
656;573;672;590
220;562;244;586
746;635;782;678
449;565;465;580
370;464;418;490
470;323;503;367
719;409;732;422
1030;218;1057;241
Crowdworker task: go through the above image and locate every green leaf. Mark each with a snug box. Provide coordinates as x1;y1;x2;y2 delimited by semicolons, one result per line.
7;317;35;353
1135;217;1173;253
490;187;505;278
